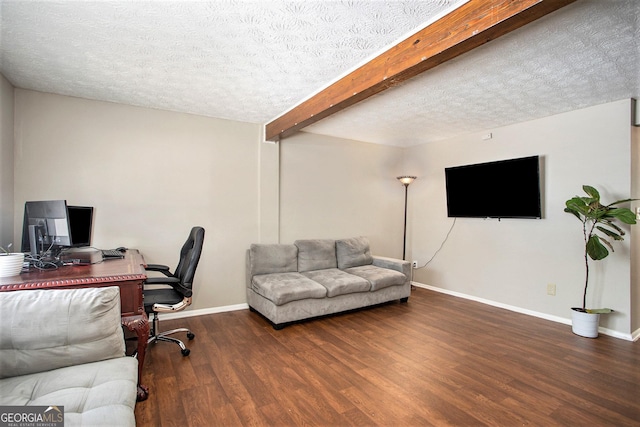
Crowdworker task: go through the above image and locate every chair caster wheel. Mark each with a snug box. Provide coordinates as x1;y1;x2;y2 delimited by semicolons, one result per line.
187;332;195;340
181;348;190;357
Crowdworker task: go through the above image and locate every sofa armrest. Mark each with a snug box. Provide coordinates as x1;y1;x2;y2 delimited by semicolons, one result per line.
372;256;411;279
0;287;126;379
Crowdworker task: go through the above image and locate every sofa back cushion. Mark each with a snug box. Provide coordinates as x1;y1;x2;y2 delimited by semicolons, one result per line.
249;244;298;276
336;236;373;269
0;287;125;379
294;239;337;272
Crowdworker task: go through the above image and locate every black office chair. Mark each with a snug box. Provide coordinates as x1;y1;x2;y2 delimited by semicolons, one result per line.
143;226;205;356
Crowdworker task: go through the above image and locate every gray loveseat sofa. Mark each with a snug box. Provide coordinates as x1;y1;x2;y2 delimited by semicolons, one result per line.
0;286;139;426
246;236;410;329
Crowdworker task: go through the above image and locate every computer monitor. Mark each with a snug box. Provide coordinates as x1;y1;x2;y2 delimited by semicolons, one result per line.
21;200;71;257
67;206;94;247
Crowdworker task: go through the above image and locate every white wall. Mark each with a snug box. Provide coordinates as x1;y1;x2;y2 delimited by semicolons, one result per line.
13;90;262;309
7;89;638;338
280;132;406;258
259;138;280;243
406;100;637;336
0;74;14;249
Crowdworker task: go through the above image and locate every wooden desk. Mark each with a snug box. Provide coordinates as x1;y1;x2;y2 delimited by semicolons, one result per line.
0;250;150;401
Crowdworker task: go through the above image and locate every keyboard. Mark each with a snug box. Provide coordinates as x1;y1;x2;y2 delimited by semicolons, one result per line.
102;249;125;259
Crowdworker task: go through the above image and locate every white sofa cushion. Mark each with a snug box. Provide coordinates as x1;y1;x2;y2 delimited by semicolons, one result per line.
336;236;373;269
0;287;125;379
0;356;137;427
294;239;337;272
252;272;327;305
302;268;371;297
344;265;407;291
249;244;298;276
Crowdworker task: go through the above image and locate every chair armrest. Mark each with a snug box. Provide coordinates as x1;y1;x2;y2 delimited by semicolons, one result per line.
145;264;173;277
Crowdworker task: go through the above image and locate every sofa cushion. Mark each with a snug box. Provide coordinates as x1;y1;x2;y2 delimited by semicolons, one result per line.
252;272;327;305
336;236;373;269
295;239;337;272
0;287;125;379
249;244;298;276
0;356;138;427
302;268;371;297
344;265;407;291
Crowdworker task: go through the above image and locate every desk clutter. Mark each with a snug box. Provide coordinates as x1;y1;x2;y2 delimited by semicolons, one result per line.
18;199;125;270
15;247;127;272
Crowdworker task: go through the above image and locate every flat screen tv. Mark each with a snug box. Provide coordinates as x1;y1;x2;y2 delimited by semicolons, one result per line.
21;200;72;256
67;206;94;247
445;155;542;219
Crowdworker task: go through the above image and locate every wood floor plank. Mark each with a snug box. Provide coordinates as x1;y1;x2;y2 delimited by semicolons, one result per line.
154;376;189;427
135;288;640;426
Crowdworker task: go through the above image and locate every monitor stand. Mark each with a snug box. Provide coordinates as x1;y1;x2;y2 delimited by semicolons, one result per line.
28;225;38;257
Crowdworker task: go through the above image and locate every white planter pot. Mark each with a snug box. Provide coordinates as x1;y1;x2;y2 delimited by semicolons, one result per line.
0;253;25;278
571;308;600;338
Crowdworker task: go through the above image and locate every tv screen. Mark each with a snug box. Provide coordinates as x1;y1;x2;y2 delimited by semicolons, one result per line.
21;200;72;255
67;206;94;247
445;156;542;219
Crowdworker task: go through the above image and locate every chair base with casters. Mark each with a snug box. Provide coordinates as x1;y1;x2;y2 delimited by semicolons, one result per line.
144;286;195;356
147;312;194;357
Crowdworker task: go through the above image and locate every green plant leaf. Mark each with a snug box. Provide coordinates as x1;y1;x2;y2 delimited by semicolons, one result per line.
608;208;637;225
599;219;624;234
564;207;582;220
565;198;589;216
565;197;586;208
582;185;600;201
590;204;609;220
586;235;609;260
600;237;614;254
608;197;639;207
596;225;624;241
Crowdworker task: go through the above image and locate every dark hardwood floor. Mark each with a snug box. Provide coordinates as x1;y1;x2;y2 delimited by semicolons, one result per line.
134;288;640;426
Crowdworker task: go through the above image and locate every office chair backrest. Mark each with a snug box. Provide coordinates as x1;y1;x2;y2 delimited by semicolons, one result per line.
174;226;205;289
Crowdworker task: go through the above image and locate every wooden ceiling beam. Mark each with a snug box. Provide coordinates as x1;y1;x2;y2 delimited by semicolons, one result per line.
265;0;576;142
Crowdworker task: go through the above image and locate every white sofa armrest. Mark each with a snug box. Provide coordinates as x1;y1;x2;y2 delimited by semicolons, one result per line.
372;256;411;279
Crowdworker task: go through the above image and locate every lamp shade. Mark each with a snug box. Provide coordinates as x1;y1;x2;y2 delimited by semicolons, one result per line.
397;176;417;185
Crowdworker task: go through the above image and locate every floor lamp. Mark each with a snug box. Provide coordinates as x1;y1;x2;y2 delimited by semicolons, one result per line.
397;176;416;260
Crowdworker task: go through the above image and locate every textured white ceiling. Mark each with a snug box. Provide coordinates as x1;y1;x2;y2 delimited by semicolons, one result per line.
305;0;640;145
0;0;638;147
0;0;459;124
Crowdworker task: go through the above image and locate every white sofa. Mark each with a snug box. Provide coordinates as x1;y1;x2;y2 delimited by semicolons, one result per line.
246;236;411;329
0;286;138;426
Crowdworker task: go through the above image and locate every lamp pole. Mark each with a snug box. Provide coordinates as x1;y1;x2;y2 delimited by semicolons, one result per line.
397;176;416;260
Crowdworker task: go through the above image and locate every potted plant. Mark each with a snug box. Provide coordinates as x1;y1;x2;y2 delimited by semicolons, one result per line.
564;185;637;338
0;244;25;278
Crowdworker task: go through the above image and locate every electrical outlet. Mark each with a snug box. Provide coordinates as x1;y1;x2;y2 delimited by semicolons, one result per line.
636;207;640;220
547;283;556;296
412;260;418;268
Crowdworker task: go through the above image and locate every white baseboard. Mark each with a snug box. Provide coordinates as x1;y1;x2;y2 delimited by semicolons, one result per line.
155;303;249;321
412;282;636;342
